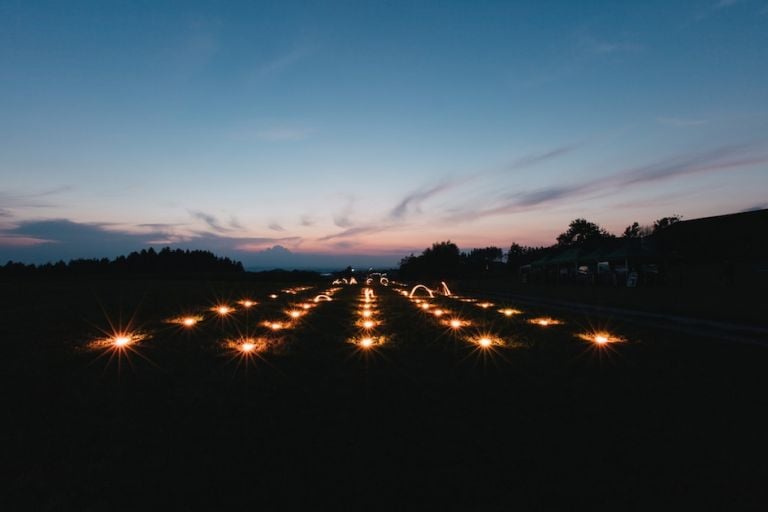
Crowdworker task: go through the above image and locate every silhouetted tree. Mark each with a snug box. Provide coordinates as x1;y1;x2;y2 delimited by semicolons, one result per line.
399;241;462;279
463;246;503;272
0;247;244;276
623;222;641;238
653;215;682;233
556;218;613;246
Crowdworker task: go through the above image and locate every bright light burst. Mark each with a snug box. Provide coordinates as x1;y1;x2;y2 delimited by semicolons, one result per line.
477;302;494;309
212;305;233;316
167;315;203;328
89;331;147;351
445;318;470;330
498;308;521;317
432;308;445;317
349;335;385;349
577;331;625;345
468;334;504;349
238;299;257;308
529;317;562;327
263;321;287;331
287;309;303;319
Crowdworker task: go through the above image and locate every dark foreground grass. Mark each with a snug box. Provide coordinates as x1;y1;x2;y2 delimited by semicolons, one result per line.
2;278;767;510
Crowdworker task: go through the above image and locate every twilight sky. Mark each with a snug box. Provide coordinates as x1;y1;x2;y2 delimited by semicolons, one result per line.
1;0;767;268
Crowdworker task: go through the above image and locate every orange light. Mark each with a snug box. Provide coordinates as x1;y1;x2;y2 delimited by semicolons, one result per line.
269;294;278;299
239;299;256;308
362;320;375;329
420;303;430;310
361;310;373;318
529;317;562;327
432;309;444;317
577;331;624;345
360;337;374;348
114;336;131;347
498;308;520;316
213;305;232;316
241;342;256;352
288;310;302;319
478;302;493;309
449;319;463;329
182;317;197;327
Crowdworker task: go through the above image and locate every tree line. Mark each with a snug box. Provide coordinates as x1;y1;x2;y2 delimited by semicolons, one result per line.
1;247;245;276
398;215;681;279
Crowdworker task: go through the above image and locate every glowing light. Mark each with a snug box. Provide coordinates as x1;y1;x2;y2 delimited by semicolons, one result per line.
361;310;373;318
432;309;445;317
499;308;521;317
362;320;375;329
477;302;494;309
167;315;203;327
287;310;303;319
300;303;312;310
212;305;233;316
349;277;358;284
349;335;385;349
470;334;503;349
380;277;389;286
409;285;435;298
440;281;452;296
446;318;468;329
228;337;270;356
89;331;147;352
269;294;278;299
238;299;256;308
400;291;409;297
314;294;332;302
577;331;625;345
529;317;562;327
420;303;431;310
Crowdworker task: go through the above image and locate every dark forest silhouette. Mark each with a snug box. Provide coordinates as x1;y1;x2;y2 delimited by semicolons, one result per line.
1;247;244;276
399;210;768;287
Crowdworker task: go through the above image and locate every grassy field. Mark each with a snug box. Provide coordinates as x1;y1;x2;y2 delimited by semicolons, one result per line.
3;277;768;510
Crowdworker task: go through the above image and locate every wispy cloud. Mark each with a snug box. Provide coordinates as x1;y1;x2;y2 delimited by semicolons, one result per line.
332;197;356;228
0;218;302;262
658;117;708;127
576;32;643;57
446;143;768;222
0;186;72;209
299;215;315;227
318;224;397;242
268;222;286;232
188;210;230;233
255;46;314;78
389;179;463;219
508;146;576;170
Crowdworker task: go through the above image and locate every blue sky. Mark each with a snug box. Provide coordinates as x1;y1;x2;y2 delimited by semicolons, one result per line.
1;0;767;267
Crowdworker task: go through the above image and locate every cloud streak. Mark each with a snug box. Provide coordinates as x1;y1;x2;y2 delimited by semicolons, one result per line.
189;210;231;233
447;143;768;222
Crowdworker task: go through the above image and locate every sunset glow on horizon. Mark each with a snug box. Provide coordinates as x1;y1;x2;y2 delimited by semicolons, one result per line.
1;2;766;268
